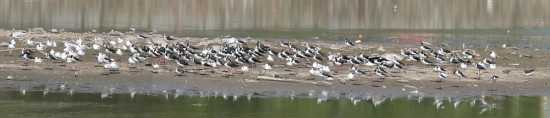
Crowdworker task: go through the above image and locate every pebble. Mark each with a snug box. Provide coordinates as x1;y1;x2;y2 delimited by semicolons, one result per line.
51;29;58;33
244;79;259;83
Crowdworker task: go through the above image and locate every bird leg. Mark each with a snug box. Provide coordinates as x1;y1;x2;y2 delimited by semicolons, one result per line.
477;69;481;80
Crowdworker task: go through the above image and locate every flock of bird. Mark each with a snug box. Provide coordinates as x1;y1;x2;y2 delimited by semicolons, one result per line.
6;31;537;89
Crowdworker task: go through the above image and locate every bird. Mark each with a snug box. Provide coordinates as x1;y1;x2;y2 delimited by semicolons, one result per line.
11;31;26;38
482;58;493;64
223;61;239;74
375;69;387;78
437;72;448;89
460;63;468;69
93;44;101;50
346;72;354;80
241;66;250;73
164;34;176;41
489;63;497;69
128;57;137;68
523;69;535;76
490;75;499;91
267;55;274;62
344;39;355;46
8;42;15;49
420;58;434;65
176;59;189;67
116;49;123;56
320;72;333;81
454;70;467;86
264;64;272;70
490;51;497;58
309;68;318;77
152;63;160;72
136;34;148;39
26;39;35;46
420;43;431;51
474;62;486;79
175;67;184;74
36;43;47;51
434;66;446;72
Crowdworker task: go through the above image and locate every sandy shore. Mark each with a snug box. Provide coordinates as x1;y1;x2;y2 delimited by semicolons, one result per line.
1;29;550;97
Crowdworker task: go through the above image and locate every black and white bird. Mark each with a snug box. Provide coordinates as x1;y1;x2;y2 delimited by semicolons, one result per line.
374;69;387;78
474;62;486;79
163;34;176;41
420;58;434;65
491;75;499;81
438;72;448;80
437;72;448;88
420;43;431;51
490;74;499;91
175;67;184;74
523;69;535;76
344;39;355;46
434;66;446;72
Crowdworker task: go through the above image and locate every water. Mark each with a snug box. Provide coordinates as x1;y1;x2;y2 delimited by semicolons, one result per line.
0;90;545;118
1;0;549;30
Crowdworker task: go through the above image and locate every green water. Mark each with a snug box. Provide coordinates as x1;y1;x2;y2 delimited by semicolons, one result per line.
0;91;544;118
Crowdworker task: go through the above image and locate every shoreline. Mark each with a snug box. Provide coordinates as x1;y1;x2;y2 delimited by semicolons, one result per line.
1;29;550;98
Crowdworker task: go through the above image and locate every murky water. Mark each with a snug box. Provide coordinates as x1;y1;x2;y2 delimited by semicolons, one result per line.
1;0;549;30
0;90;545;118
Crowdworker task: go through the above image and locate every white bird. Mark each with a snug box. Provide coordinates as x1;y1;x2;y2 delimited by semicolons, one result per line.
34;57;43;63
286;58;294;66
46;40;56;47
347;72;354;80
490;51;497;58
116;49;123;56
110;62;121;70
321;66;330;72
267;55;274;62
8;43;15;49
460;63;468;69
93;44;101;50
117;38;124;44
152;64;160;69
75;38;83;44
10;39;16;44
109;40;117;45
36;43;47;50
312;62;323;69
26;39;35;46
11;32;26;38
94;37;105;41
222;37;237;44
489;63;497;69
264;64;272;70
120;45;128;51
242;66;250;72
309;68;317;75
77;49;86;56
128;57;136;65
125;40;132;47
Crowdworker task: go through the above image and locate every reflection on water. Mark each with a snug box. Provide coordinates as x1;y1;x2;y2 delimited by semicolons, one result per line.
0;0;549;32
0;90;545;118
